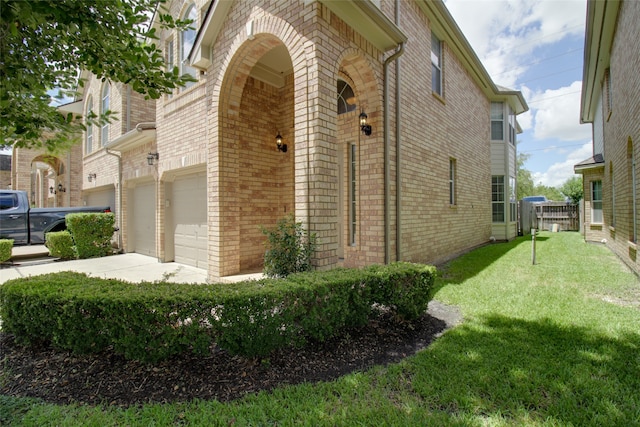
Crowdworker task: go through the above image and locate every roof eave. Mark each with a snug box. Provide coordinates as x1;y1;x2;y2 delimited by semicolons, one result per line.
580;0;621;124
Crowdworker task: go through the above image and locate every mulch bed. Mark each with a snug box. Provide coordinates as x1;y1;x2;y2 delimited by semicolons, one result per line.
0;303;460;407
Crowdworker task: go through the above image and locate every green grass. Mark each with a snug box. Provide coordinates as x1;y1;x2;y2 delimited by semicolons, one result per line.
2;231;639;426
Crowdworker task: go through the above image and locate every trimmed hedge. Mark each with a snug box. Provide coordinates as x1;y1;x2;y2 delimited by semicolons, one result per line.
45;231;76;260
0;239;13;262
0;263;436;362
66;212;115;258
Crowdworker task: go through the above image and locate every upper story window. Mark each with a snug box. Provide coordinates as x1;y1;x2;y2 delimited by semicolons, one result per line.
180;4;198;88
431;32;443;96
85;96;93;154
491;102;504;140
508;107;516;145
337;79;356;115
101;83;110;146
166;38;174;98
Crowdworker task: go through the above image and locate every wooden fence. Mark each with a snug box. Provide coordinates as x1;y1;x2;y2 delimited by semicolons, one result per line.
519;201;580;234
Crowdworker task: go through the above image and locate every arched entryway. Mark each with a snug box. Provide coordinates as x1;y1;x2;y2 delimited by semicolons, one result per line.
216;36;295;276
30;154;67;208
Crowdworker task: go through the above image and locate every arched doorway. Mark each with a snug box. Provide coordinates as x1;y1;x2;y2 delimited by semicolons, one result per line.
216;36;295;275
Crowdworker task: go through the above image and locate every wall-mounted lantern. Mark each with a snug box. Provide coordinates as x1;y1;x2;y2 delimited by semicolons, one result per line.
57;183;65;193
276;133;287;152
88;173;97;182
359;111;372;136
147;152;159;166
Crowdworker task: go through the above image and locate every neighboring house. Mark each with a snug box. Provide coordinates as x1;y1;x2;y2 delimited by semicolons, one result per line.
10;100;85;208
576;0;640;275
79;0;527;281
0;154;11;189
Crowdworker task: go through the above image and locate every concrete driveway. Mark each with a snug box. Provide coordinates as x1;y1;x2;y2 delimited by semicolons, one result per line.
1;246;261;285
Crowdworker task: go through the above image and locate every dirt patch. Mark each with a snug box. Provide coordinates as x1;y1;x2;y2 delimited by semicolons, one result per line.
0;301;461;407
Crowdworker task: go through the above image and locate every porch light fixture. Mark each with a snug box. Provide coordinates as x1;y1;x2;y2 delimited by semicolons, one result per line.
147;152;159;166
88;173;96;182
276;133;287;152
57;183;66;193
359;111;372;136
49;186;55;194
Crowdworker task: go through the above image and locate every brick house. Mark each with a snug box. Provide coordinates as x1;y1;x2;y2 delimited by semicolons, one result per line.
10;101;85;209
79;0;527;281
576;0;640;275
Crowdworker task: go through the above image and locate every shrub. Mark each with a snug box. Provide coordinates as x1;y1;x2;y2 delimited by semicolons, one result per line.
66;212;115;259
0;239;13;262
261;214;317;278
45;231;76;259
0;263;437;362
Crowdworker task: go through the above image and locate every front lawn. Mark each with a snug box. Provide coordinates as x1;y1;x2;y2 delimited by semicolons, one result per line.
2;231;639;426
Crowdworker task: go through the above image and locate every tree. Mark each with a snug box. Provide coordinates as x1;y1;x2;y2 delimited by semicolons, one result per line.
560;175;583;204
1;0;195;151
517;153;535;199
532;184;564;202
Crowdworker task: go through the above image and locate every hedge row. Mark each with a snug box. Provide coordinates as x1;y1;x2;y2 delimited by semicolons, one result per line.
44;213;115;260
0;263;436;362
0;239;13;262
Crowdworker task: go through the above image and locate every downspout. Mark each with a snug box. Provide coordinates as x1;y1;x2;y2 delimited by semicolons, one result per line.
383;0;404;264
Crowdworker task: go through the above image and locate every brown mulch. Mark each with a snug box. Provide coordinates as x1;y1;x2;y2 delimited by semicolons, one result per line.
0;302;461;407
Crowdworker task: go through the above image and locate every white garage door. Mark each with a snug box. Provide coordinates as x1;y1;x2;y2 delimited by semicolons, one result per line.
85;187;115;211
131;182;156;256
172;174;207;268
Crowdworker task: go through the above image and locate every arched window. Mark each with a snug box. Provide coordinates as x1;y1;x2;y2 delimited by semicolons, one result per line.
85;96;93;154
180;4;198;88
337;79;356;115
101;83;110;145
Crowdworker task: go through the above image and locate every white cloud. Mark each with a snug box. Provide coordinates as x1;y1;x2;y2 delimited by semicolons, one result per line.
529;81;591;141
532;141;592;187
444;0;586;87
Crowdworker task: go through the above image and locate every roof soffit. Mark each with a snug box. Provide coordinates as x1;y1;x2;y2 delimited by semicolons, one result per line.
580;0;620;124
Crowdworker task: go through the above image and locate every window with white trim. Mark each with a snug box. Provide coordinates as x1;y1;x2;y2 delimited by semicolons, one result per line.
431;32;443;96
449;158;456;205
85;96;93;154
101;83;110;146
349;143;357;245
166;38;174;98
591;180;603;224
492;175;505;222
491;102;504;140
180;4;197;88
509;176;517;221
337;79;356;115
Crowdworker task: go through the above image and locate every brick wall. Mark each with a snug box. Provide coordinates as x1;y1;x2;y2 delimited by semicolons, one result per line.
600;0;640;273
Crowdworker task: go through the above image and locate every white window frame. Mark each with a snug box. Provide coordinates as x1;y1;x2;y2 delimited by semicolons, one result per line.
85;96;93;154
491;102;504;140
101;83;110;146
492;175;505;223
591;180;603;224
431;32;443;96
449;158;456;206
180;4;198;89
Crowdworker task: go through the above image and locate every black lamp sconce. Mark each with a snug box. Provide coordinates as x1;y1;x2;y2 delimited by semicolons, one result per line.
147;152;159;166
87;173;96;182
359;111;372;136
276;133;287;152
50;183;65;194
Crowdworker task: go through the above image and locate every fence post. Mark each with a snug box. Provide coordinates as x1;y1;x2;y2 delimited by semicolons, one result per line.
532;228;536;265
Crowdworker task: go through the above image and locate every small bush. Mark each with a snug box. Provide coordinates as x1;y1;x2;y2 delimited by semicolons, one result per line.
45;231;76;259
0;263;436;362
0;239;13;262
261;214;317;278
66;212;115;259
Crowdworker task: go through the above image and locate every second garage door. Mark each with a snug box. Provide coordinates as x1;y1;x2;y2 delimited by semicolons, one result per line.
172;174;207;268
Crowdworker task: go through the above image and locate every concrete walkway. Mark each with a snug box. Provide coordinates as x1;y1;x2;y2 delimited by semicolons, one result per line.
1;246;263;285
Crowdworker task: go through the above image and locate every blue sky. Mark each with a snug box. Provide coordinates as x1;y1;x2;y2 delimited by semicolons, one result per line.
445;0;590;188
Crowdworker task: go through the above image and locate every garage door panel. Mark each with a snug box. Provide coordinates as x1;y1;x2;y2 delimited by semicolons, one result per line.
172;175;207;268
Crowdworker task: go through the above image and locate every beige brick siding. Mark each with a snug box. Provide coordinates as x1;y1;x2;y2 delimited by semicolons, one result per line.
598;0;640;273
